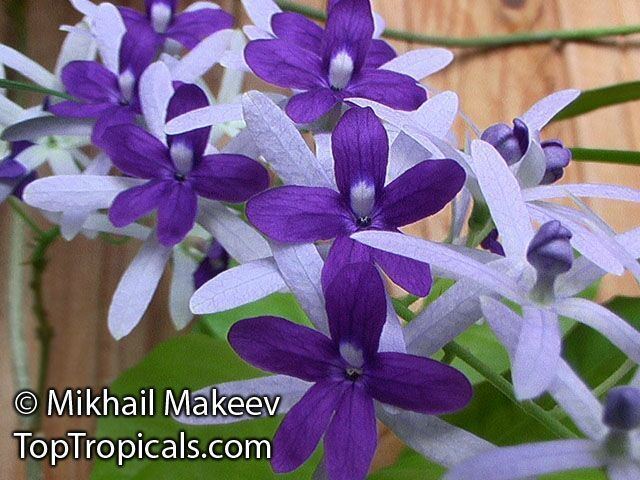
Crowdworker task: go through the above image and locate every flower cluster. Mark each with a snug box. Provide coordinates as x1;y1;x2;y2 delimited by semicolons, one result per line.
3;1;640;479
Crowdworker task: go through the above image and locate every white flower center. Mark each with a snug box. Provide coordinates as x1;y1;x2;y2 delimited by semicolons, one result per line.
151;3;173;34
118;69;136;104
170;141;194;177
329;51;354;91
340;342;364;369
350;180;376;223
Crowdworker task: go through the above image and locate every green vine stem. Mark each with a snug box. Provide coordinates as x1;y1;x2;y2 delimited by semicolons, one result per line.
29;226;60;433
274;0;640;49
394;299;577;439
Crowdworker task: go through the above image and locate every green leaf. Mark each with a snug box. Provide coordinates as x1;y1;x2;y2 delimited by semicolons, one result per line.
368;449;444;479
554;81;640;121
197;293;310;340
91;333;320;479
563;296;640;390
0;78;74;100
570;148;640;166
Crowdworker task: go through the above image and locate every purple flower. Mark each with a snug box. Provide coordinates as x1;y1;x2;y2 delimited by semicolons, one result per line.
49;29;158;130
246;107;466;296
101;83;270;247
228;262;472;479
540;139;571;184
118;0;234;53
193;240;230;290
0;141;36;201
244;0;425;124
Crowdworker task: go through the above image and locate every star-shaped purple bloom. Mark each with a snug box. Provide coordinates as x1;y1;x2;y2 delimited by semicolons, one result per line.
49;29;158;132
101;83;270;247
118;0;234;53
246;106;466;296
244;0;425;124
228;262;472;480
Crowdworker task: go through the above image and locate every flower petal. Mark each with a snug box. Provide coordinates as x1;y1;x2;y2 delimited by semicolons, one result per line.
381;48;453;81
470;139;534;258
324;384;377;480
444;440;601;480
156;182;198;246
512;306;561;400
109;180;168;227
242;91;334;187
59;60;120;102
244;39;324;89
285;88;339;124
2;116;94;142
412;91;459;139
190;258;286;315
381;159;465;228
365;39;396;69
241;0;281;33
332;106;388;198
324;262;387;359
165;103;243;135
197;200;271;263
523;183;640;203
23;175;145;212
271;242;329;334
228;316;339;381
520;89;581;132
378;409;493;467
175;375;311;425
371;247;433;297
92;2;127;74
348;69;427;112
171;29;232;83
190;153;269;202
167;8;234;50
169;248;197;330
555;298;640;364
139;61;174;142
272;381;347;473
0;44;57;89
321;0;374;70
101;124;173;178
246;186;352;243
366;352;472;413
108;232;172;339
271;12;323;52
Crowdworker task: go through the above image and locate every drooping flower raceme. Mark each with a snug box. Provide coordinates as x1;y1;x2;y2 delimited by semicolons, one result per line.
228;262;472;480
246;105;466;296
101;82;268;247
244;0;427;124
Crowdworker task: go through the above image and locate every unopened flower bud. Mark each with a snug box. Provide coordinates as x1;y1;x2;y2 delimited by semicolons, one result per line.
193;240;230;290
541;140;571;185
480;118;529;165
527;221;573;276
604;387;640;431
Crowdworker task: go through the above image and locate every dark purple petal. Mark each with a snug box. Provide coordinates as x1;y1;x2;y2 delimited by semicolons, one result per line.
285;88;339;124
324;262;387;359
156;182;198;246
371;248;432;297
190;154;270;202
321;0;374;71
167;8;234;50
272;381;347;473
348;69;427;111
49;100;114;119
271;12;323;53
59;61;120;103
166;84;210;159
245;39;325;90
480;228;506;257
364;39;396;69
91;106;137;148
321;236;372;291
109;180;169;227
246;186;352;243
332;106;388;199
380;159;466;228
228;316;340;381
101;124;173;179
365;352;473;414
118;29;161;78
324;383;377;480
0;158;27;179
118;6;147;28
12;170;38;201
193;240;229;290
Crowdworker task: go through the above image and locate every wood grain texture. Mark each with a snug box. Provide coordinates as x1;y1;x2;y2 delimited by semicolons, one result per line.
1;1;639;478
